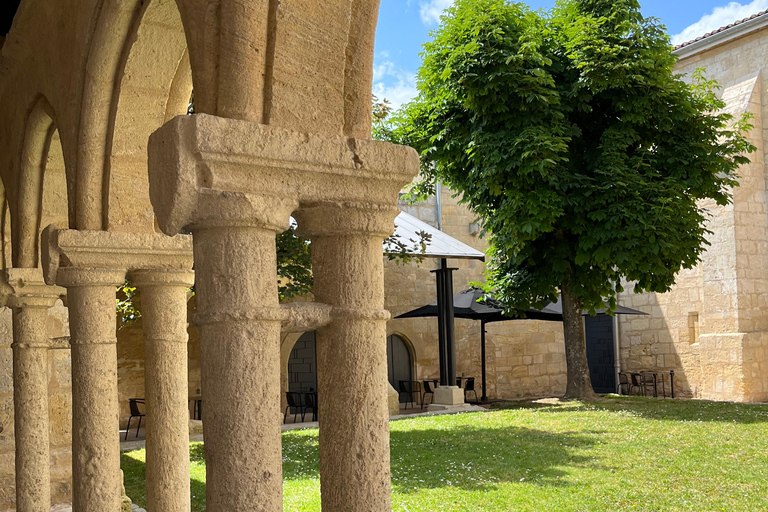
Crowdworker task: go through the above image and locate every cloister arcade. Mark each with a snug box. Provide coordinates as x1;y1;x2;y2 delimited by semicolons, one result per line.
0;0;416;510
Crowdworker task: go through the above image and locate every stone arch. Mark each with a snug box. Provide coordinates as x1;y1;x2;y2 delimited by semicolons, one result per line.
387;330;419;381
103;0;191;233
280;331;305;410
13;95;64;268
76;0;191;232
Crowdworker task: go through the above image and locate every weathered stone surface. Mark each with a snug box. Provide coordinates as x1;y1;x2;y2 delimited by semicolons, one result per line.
387;383;400;416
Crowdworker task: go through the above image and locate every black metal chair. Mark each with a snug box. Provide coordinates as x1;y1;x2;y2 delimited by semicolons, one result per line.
284;392;304;424
398;380;415;409
617;372;630;395
421;380;435;408
464;377;478;403
629;373;644;396
303;392;318;422
410;381;423;407
125;399;145;440
456;376;463;388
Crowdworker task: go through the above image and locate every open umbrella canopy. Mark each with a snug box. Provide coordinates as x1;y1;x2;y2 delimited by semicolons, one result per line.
394;288;648;322
395;288;564;322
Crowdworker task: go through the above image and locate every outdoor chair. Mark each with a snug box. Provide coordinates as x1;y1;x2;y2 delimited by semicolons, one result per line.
456;376;463;388
617;372;630;395
629;373;644;396
464;377;478;403
304;392;318;422
421;380;435;408
284;392;304;424
410;381;423;406
398;380;415;409
640;372;657;397
125;399;145;441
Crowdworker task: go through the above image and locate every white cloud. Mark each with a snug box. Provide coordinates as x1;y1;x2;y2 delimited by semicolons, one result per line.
671;0;768;45
372;58;418;110
420;0;454;25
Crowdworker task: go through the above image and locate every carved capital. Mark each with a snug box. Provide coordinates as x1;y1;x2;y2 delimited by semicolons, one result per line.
130;269;195;289
2;268;65;309
147;114;418;235
42;226;193;286
294;202;401;239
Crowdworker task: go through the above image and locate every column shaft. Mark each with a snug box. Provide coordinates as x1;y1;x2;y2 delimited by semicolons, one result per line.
12;307;51;512
134;270;194;512
66;270;124;512
193;226;283;511
311;234;392;512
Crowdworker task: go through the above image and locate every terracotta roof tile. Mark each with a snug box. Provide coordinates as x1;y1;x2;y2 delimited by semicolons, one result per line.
674;9;768;50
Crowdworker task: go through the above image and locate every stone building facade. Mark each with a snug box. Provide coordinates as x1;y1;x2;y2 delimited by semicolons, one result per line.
617;15;768;402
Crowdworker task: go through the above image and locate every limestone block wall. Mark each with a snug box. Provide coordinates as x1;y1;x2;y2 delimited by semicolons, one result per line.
0;301;73;510
616;29;768;403
385;185;567;399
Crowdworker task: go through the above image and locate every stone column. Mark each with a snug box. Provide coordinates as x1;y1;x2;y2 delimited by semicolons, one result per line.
148;114;417;511
60;267;125;511
131;269;195;512
4;269;64;512
190;197;296;512
41;227;194;511
295;203;398;512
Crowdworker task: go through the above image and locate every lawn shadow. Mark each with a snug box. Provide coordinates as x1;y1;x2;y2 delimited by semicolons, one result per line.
493;396;768;424
280;423;603;494
122;420;610;503
388;424;601;494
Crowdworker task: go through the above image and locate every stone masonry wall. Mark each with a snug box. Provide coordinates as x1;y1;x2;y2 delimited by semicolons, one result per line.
618;29;768;402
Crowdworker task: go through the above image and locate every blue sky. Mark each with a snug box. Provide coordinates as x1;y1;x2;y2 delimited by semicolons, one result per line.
373;0;768;108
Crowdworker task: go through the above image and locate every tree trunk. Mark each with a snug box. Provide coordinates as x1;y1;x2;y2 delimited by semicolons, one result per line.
561;281;598;400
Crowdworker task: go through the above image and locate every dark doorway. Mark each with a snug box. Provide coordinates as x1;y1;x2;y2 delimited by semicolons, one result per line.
386;334;413;403
585;315;616;393
287;331;317;413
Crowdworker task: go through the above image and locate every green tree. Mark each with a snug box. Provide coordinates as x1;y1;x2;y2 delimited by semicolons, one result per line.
396;0;755;399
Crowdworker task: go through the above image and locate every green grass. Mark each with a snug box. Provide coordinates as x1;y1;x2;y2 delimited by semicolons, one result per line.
122;396;768;511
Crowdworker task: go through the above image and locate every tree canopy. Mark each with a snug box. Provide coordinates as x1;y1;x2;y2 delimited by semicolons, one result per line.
394;0;755;397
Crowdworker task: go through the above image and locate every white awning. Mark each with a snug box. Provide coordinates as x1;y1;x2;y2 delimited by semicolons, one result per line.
387;211;485;261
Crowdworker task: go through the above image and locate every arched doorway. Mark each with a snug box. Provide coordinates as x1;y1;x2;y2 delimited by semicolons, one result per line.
287;331;317;413
386;334;413;403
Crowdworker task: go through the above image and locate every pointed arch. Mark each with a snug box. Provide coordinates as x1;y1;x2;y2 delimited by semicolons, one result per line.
14;95;62;268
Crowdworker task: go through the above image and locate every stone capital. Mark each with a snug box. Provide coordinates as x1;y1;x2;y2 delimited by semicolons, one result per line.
147;114;418;235
293;202;402;239
2;268;65;309
129;269;195;289
42;226;193;286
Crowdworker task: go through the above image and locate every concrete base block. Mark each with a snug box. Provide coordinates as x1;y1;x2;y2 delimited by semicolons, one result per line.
429;385;465;410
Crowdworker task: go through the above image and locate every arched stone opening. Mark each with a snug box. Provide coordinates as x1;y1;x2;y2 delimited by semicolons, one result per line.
386;332;417;403
104;0;191;233
14;96;69;268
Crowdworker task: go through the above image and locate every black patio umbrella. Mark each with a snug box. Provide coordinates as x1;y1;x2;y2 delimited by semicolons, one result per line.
395;288;647;401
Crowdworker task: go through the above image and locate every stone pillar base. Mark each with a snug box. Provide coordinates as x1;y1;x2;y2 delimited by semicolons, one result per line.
427;386;465;411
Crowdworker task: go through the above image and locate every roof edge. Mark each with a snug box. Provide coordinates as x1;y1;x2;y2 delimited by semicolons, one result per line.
674;12;768;60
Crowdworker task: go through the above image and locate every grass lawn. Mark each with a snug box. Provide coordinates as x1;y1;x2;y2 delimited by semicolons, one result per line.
122;396;768;511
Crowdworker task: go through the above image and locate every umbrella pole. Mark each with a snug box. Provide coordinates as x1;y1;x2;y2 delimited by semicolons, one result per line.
432;258;457;387
481;320;488;401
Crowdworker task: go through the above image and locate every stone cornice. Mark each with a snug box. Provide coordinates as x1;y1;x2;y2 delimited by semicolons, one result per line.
41;226;193;286
148;114;419;234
